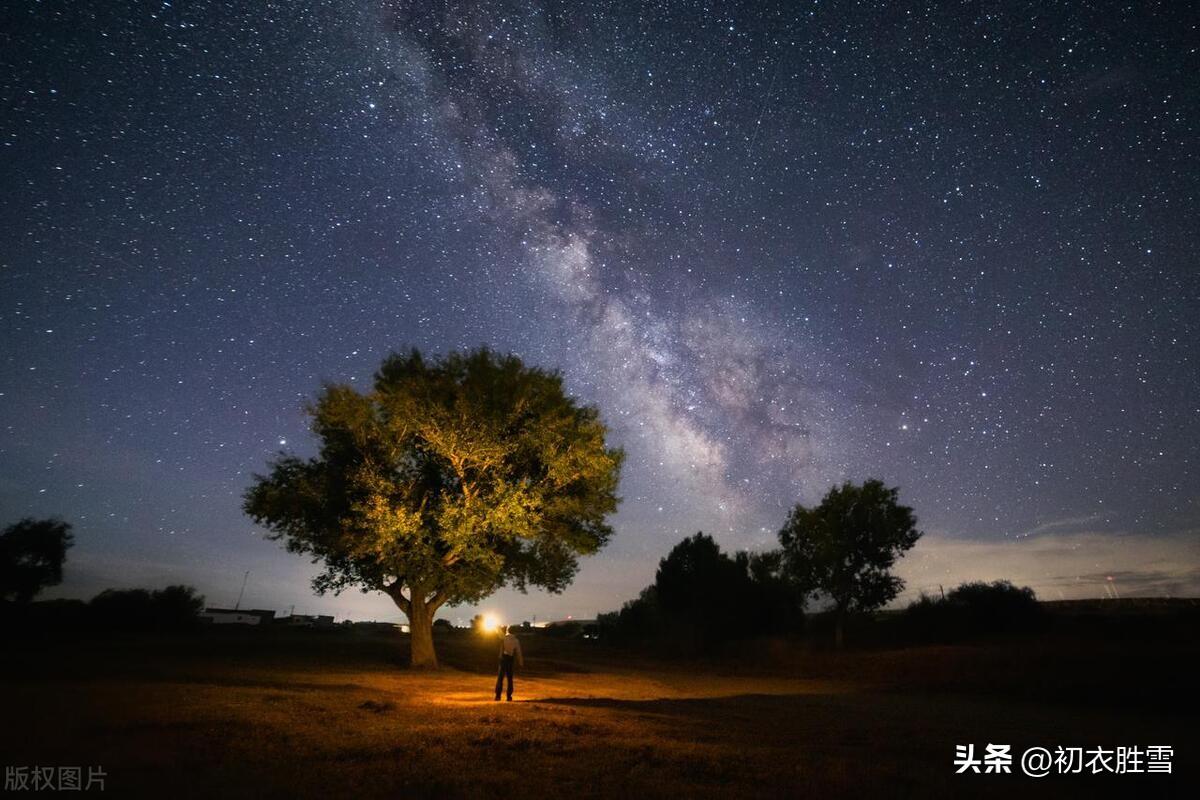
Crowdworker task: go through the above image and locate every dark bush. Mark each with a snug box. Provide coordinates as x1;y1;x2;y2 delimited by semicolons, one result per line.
904;580;1043;641
541;621;583;639
3;585;205;632
947;580;1042;630
2;598;90;630
89;585;205;630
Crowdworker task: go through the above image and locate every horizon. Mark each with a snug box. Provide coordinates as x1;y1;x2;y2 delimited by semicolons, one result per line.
37;520;1200;625
3;0;1198;623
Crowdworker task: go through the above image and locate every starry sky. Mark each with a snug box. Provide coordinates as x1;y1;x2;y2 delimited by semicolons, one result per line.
2;0;1198;623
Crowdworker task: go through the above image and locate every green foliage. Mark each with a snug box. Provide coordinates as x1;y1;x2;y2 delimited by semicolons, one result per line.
0;518;74;603
243;347;624;614
778;480;922;615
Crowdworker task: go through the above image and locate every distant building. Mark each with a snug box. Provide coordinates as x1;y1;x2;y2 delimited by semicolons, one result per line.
540;618;601;639
278;613;335;628
200;608;276;626
540;618;597;629
353;621;407;633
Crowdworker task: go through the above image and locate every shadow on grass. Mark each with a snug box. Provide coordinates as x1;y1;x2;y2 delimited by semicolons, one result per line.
530;692;833;718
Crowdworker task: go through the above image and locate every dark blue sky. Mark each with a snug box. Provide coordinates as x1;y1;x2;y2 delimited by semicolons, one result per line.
2;0;1197;622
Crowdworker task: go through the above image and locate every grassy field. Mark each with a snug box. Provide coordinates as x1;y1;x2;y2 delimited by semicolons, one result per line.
3;609;1195;798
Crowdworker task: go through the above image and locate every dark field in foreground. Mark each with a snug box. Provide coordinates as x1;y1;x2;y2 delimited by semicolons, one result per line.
4;604;1196;798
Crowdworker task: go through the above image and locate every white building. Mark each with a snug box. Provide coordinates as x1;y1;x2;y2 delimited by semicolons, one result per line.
199;608;274;625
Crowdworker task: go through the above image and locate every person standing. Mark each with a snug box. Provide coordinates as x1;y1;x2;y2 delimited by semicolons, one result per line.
494;625;524;701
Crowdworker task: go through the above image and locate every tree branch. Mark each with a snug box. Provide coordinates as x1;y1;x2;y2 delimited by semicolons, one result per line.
429;590;447;611
383;579;411;613
447;454;476;506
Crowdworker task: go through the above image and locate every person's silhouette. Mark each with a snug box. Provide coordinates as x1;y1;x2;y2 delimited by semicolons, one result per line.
494;625;524;701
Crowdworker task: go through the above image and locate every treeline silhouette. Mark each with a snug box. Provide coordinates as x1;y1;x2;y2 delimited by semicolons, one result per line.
4;585;206;632
595;535;1050;654
589;480;1065;653
2;516;206;632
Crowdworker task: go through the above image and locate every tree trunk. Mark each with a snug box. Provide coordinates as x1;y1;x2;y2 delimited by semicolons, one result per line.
406;594;438;669
385;584;439;669
834;608;845;649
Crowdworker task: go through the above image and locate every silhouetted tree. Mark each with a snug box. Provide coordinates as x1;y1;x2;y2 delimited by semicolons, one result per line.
0;518;73;603
599;533;801;652
738;549;803;635
598;585;664;642
244;347;624;668
778;480;922;647
654;533;744;628
151;584;206;624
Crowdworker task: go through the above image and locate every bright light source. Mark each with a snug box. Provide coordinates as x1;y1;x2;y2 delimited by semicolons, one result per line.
480;613;500;633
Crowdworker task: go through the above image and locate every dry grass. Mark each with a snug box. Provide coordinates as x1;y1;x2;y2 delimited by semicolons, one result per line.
3;626;1195;798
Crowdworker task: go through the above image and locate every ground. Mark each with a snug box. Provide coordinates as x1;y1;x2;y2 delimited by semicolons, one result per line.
3;609;1195;798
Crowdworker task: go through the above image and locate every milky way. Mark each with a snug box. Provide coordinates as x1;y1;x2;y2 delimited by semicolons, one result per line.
2;1;1197;620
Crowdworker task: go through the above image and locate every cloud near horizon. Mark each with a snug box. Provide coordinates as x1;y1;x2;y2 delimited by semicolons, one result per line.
895;529;1200;603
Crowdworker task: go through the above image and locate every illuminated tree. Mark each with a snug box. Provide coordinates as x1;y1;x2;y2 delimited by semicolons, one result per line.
244;347;623;667
0;518;73;603
778;480;922;647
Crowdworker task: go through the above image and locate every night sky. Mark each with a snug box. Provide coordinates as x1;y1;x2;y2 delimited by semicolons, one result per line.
2;1;1197;622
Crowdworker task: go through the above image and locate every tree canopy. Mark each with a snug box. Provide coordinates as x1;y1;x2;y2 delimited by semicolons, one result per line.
778;479;921;646
0;518;73;603
244;347;623;666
